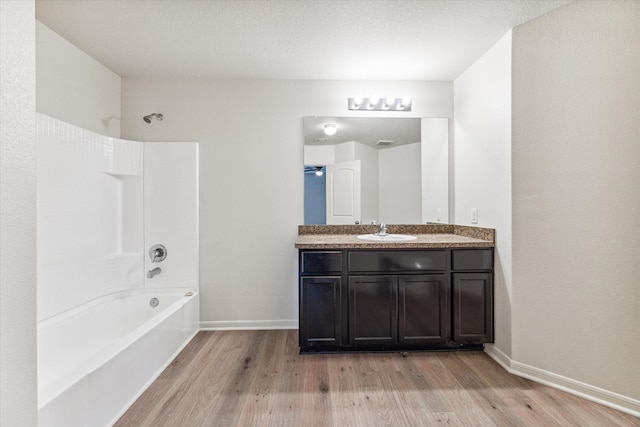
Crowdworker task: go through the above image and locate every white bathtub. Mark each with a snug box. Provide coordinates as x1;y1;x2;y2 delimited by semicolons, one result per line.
38;288;199;427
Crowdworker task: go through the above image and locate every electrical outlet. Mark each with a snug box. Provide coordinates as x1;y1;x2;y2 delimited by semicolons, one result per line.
436;209;441;221
471;208;478;224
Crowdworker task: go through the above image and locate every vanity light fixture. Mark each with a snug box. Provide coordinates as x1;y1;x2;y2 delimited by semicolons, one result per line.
348;97;411;111
323;124;337;136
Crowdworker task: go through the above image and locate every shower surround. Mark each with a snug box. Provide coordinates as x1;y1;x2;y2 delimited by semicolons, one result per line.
36;114;199;426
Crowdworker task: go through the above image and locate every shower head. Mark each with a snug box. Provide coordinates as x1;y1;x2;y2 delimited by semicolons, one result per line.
143;113;163;123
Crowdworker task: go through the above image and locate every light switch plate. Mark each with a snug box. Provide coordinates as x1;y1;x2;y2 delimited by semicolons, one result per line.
471;208;478;224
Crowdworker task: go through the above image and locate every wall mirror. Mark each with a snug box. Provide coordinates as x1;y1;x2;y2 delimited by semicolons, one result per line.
303;116;449;225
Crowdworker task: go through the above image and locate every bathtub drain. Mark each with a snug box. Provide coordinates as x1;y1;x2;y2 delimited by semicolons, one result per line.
149;297;159;308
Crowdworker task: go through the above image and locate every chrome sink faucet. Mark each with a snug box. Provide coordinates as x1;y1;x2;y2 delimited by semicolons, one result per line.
378;222;387;236
147;267;162;279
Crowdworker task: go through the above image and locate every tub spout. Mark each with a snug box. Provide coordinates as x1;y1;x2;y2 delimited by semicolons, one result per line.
147;267;162;279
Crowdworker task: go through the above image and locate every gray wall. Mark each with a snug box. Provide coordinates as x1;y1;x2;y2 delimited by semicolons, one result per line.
512;0;640;403
0;0;38;425
36;21;121;138
454;31;512;359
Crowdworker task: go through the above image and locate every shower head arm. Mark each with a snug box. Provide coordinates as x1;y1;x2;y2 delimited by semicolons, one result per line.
143;113;163;123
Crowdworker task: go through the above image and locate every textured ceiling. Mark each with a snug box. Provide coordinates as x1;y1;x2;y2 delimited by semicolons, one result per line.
36;0;571;80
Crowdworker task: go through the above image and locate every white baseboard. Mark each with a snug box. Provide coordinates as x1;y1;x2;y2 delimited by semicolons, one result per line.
484;346;640;418
483;344;512;371
199;319;298;331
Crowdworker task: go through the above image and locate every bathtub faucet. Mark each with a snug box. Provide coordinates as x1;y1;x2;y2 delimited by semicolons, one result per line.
147;267;162;279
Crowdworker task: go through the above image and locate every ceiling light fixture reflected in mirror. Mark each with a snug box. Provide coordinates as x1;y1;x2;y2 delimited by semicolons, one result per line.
323;124;337;136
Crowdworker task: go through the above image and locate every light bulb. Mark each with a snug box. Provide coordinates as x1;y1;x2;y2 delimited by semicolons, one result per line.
385;96;396;106
401;96;411;106
353;96;363;107
315;170;323;176
323;124;337;136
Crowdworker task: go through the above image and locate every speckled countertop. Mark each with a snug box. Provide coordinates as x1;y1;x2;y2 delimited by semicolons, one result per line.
295;224;494;249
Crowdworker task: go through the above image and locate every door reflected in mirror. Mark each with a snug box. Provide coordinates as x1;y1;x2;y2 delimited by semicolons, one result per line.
303;117;449;225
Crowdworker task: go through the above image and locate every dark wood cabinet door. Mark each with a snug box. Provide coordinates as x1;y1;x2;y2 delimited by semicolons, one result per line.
398;275;449;345
452;273;493;343
299;276;341;347
349;275;398;346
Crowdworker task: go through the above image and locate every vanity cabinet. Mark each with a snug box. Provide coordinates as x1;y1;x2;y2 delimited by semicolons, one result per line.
348;273;449;346
347;250;449;348
300;276;342;346
299;251;344;349
398;274;449;345
451;249;493;343
348;275;398;346
298;247;493;352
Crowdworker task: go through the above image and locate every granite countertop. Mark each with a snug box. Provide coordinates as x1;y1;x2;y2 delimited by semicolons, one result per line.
295;224;495;249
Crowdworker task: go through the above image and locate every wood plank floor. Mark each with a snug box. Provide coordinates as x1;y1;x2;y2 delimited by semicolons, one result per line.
115;330;639;427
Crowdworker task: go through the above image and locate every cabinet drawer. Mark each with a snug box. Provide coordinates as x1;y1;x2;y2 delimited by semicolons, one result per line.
452;249;493;271
348;250;446;272
301;251;342;274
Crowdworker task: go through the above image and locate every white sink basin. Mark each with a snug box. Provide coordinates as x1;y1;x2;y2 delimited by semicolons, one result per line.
357;234;417;242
